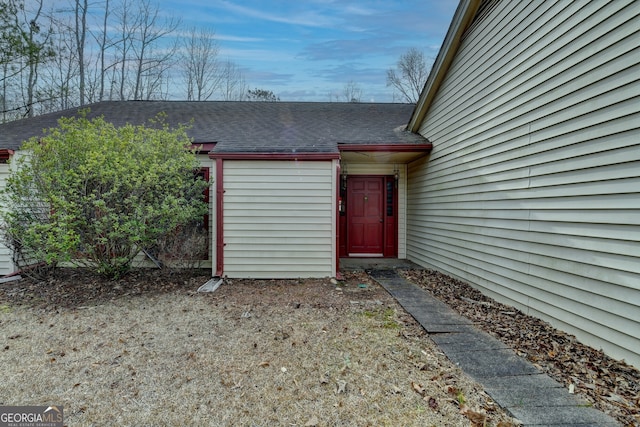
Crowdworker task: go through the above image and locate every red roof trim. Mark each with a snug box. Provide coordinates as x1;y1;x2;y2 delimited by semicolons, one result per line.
209;152;340;160
214;158;224;278
335;162;342;279
338;143;432;152
0;149;15;161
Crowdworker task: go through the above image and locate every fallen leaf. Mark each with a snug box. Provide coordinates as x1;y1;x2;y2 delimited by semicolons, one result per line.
335;380;347;394
258;361;270;367
304;416;319;427
411;381;425;396
604;393;629;405
459;404;487;426
425;396;438;409
496;422;515;427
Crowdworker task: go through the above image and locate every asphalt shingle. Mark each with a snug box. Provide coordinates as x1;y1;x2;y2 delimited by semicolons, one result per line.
0;101;427;153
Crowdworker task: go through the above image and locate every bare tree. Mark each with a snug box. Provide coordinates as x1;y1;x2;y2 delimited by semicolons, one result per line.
74;0;87;105
130;0;180;100
386;47;429;104
182;26;220;101
39;13;78;112
219;59;246;101
97;0;109;101
327;90;343;102
136;42;175;100
1;0;260;120
112;0;137;100
342;80;362;103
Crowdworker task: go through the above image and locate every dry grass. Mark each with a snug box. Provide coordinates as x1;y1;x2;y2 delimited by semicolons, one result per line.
0;271;515;426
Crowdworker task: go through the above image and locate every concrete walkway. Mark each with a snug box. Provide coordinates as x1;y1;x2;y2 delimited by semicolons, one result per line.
361;267;620;426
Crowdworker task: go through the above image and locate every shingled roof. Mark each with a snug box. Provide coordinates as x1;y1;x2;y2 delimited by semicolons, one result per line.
0;101;427;154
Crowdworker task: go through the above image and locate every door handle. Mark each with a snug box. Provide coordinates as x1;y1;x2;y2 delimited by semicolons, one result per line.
379;218;383;223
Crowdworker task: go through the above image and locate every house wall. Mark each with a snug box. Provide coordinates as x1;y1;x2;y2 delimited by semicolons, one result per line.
0;162;14;276
344;163;407;259
222;159;336;278
408;0;640;366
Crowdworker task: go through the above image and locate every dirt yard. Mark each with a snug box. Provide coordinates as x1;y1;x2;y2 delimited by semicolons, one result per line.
0;269;517;426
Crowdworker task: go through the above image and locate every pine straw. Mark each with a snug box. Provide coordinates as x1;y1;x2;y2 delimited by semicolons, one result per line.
0;270;516;426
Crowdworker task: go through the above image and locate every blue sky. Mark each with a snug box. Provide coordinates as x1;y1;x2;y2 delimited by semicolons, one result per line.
162;0;459;102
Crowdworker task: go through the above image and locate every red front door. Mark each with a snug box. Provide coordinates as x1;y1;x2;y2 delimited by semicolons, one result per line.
347;176;384;255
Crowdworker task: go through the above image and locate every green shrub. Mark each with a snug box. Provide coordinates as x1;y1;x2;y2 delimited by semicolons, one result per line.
1;111;208;279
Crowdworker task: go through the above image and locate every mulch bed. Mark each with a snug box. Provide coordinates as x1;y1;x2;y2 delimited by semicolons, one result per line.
0;268;210;310
401;269;640;427
0;268;389;312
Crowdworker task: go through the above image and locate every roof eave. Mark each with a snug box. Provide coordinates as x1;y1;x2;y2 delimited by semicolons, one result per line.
0;149;15;163
407;0;483;133
209;152;340;160
191;142;216;154
338;143;432;153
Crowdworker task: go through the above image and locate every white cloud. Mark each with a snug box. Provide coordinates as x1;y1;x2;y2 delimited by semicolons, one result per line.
215;0;338;28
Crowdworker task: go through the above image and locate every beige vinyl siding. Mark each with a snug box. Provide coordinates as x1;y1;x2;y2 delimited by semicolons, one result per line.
0;151;51;273
223;160;335;278
344;163;407;259
0;163;14;275
409;0;640;366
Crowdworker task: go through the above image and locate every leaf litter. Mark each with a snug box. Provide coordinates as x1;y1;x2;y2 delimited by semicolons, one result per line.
402;269;640;427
